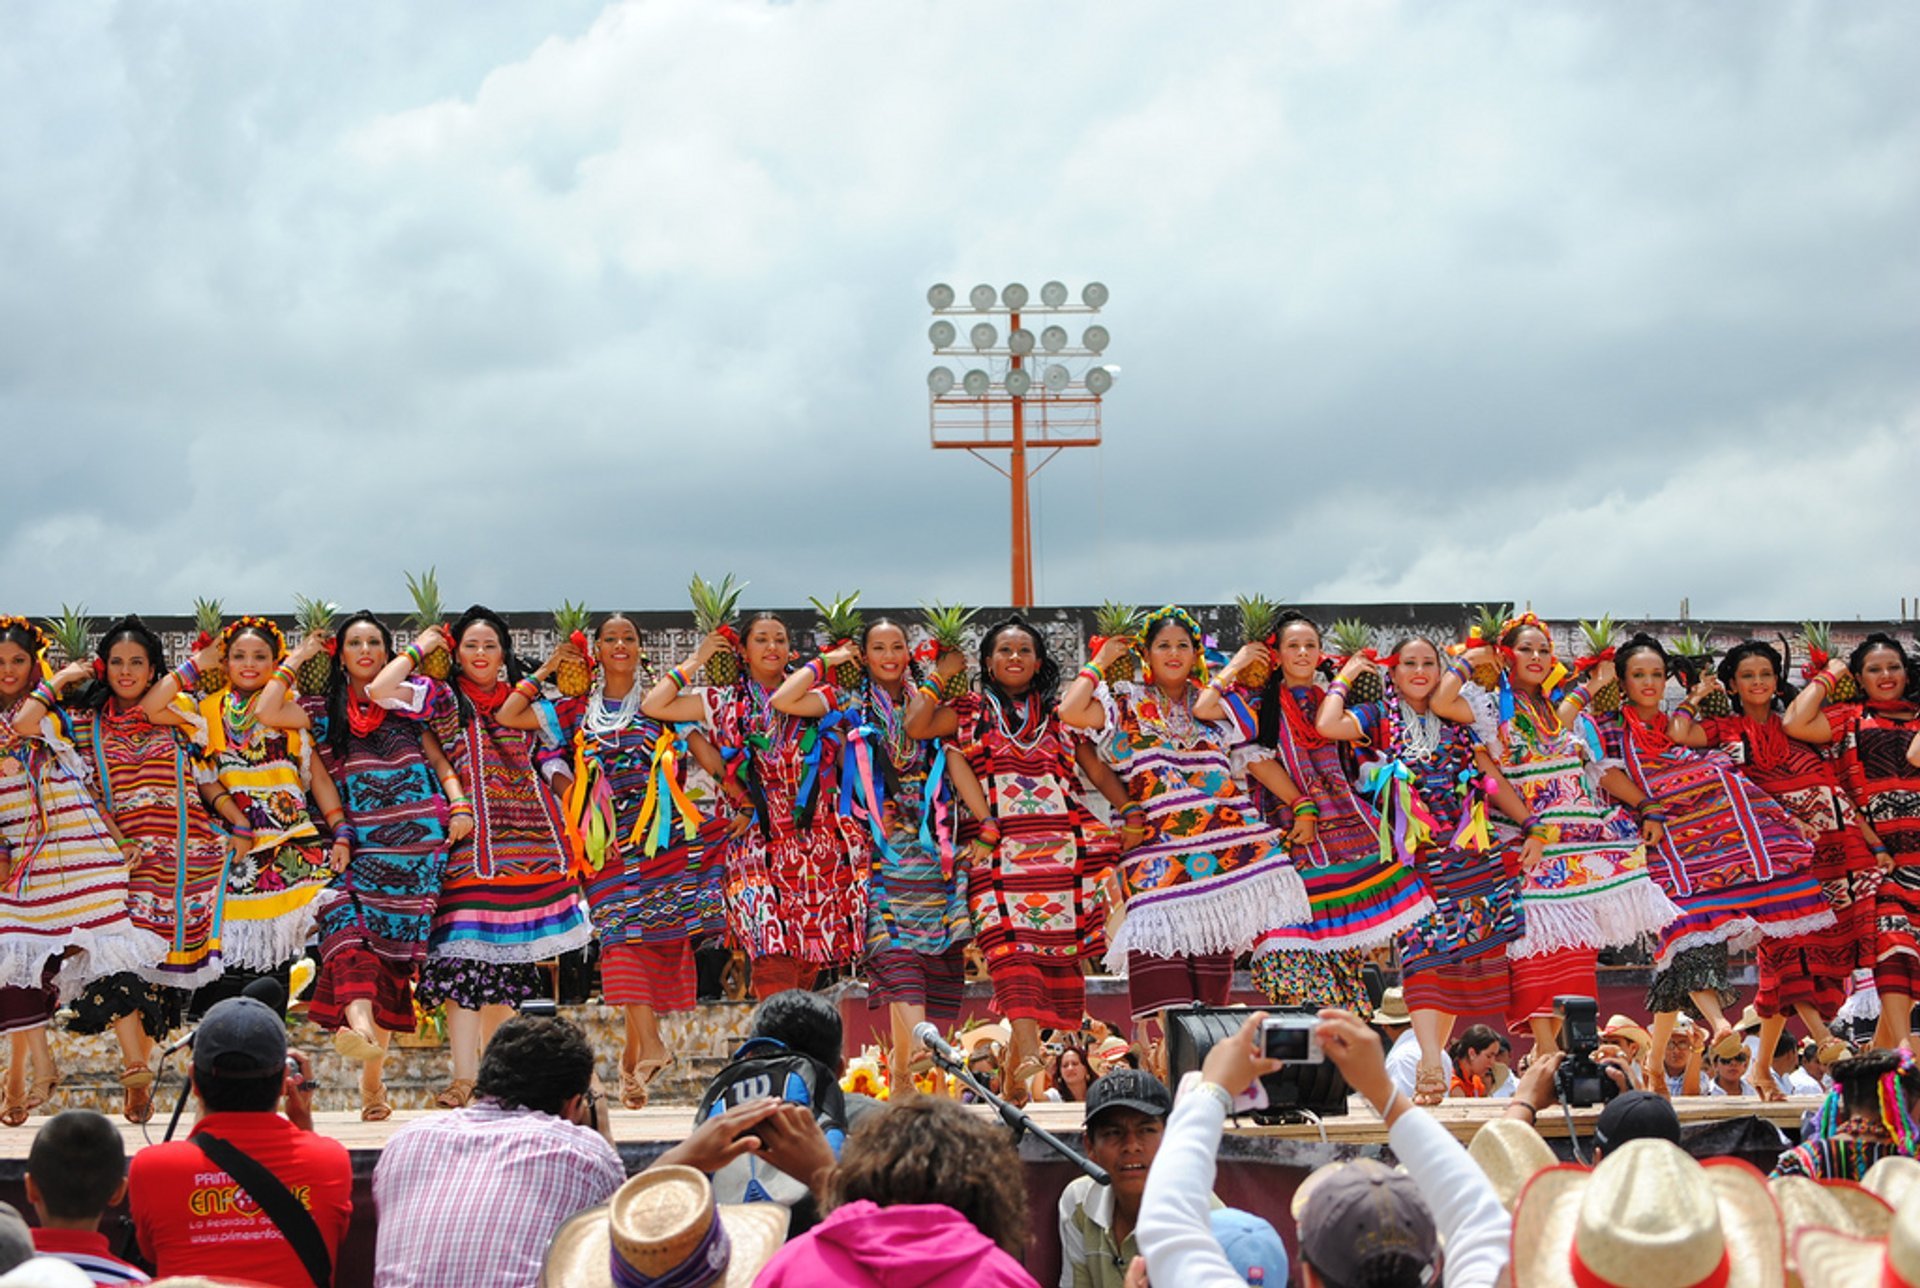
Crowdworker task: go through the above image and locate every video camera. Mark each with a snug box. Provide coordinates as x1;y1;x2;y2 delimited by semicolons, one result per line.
1552;995;1619;1108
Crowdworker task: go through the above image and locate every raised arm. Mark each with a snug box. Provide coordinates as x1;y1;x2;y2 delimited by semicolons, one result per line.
497;639;581;732
770;653;837;719
1192;643;1266;722
1430;647;1490;726
1557;658;1610;726
1060;641;1129;730
1783;658;1848;744
142;637;225;727
640;632;728;725
1316;655;1375;742
368;625;444;705
903;663;960;740
1665;672;1724;748
11;661;92;735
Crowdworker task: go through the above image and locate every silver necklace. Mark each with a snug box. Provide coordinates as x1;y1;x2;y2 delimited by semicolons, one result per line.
584;683;644;737
1398;700;1443;762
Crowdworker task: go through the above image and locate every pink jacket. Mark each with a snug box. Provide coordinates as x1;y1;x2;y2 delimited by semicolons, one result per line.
754;1200;1039;1287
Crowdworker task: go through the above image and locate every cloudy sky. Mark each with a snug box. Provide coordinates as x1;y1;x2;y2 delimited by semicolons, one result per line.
4;0;1916;622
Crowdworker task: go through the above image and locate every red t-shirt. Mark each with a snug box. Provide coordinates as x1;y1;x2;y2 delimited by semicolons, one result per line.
127;1111;352;1287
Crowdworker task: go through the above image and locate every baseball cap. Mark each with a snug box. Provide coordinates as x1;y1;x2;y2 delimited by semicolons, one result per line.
1594;1089;1682;1153
1211;1208;1288;1286
1297;1159;1439;1286
1084;1069;1172;1127
192;997;288;1077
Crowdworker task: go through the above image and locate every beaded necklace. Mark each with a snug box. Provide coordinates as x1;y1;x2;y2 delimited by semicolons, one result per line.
1279;683;1329;750
742;675;795;747
1507;688;1565;755
864;682;916;770
222;688;261;745
1388;698;1444;764
986;689;1050;753
583;683;644;739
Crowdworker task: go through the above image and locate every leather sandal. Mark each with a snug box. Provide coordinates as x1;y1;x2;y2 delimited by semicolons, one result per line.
333;1028;383;1062
23;1061;59;1114
434;1078;476;1109
0;1090;24;1129
1413;1061;1449;1106
1816;1037;1853;1065
120;1066;155;1124
361;1081;393;1122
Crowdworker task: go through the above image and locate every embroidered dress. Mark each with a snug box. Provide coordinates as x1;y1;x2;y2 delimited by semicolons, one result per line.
300;691;449;1032
695;680;869;966
545;687;710;1012
0;702;168;1022
1092;681;1309;1016
951;691;1091;1030
418;679;592;1009
826;679;971;1020
1230;683;1432;1017
1591;709;1831;966
195;689;330;972
1826;701;1920;996
1699;711;1881;1016
1350;699;1524;1016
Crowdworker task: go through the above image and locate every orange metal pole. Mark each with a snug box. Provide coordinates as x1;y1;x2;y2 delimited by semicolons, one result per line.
1008;310;1032;608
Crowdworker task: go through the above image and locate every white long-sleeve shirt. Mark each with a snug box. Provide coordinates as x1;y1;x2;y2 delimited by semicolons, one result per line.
1137;1086;1511;1288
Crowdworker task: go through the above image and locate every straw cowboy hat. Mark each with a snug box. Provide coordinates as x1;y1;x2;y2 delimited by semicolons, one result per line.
1600;1014;1653;1053
1373;987;1412;1027
1796;1189;1920;1288
1866;1158;1920;1212
541;1165;789;1288
1734;1005;1766;1034
1769;1177;1890;1282
1468;1118;1558;1213
1510;1138;1784;1288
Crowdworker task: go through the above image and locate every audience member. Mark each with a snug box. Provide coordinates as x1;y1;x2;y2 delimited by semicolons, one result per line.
1659;1016;1705;1097
0;1258;91;1288
0;1205;32;1275
371;1015;623;1287
755;1096;1037;1286
1799;1036;1836;1091
1465;1119;1557;1212
1773;1049;1920;1180
1763;1032;1823;1097
1590;1090;1682;1163
1795;1187;1920;1288
1374;988;1452;1100
1598;1014;1653;1090
1059;1069;1199;1288
126;997;350;1288
24;1110;149;1283
540;1164;788;1288
1705;1036;1758;1097
1447;1025;1501;1098
1042;1043;1094;1103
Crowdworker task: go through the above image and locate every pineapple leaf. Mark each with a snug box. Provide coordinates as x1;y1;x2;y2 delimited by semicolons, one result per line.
688;573;747;632
1234;594;1281;643
292;595;337;636
44;604;93;662
404;568;444;631
1328;618;1374;658
808;592;864;641
1093;601;1142;638
1470;603;1512;641
919;602;977;649
1577;614;1618;655
552;600;593;636
192;597;225;636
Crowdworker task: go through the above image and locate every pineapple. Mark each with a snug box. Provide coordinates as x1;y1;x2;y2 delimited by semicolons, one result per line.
1092;602;1143;683
1234;594;1282;689
921;602;978;700
552;601;595;698
809;592;865;690
1329;619;1384;704
1463;603;1511;688
689;573;748;685
44;604;93;671
404;568;451;679
1800;622;1860;702
1668;630;1730;718
191;597;228;694
1577;614;1622;714
292;595;338;693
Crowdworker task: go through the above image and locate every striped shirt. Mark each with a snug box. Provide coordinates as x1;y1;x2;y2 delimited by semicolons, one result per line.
31;1228;152;1283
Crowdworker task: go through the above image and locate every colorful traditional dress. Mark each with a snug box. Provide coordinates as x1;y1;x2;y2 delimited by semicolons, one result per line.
300;690;449;1032
1826;701;1920;996
1457;682;1679;1030
1350;697;1524;1016
1698;710;1880;1016
195;690;331;973
62;700;231;1036
826;679;971;1023
693;679;869;982
0;701;167;1033
417;678;592;1009
950;690;1092;1030
1092;681;1309;1018
1229;683;1432;1017
545;686;712;1013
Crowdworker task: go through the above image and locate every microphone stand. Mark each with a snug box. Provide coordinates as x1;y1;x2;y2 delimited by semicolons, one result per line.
924;1044;1111;1186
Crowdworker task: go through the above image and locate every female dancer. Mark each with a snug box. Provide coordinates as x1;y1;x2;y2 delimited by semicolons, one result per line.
499;614;724;1108
14;616;241;1122
643;612;868;1002
370;607;592;1108
906;615;1128;1100
257;613;466;1120
1671;640;1874;1067
1196;611;1432;1017
0;617;166;1125
1317;636;1535;1102
1430;613;1678;1053
1585;634;1831;1084
1784;633;1920;1049
1058;606;1309;1030
772;618;988;1095
140;616;337;1003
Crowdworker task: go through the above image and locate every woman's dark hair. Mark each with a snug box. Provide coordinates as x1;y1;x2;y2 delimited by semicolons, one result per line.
1256;610;1322;749
0;620;46;658
593;612;653;683
977;615;1061;709
1613;632;1668;680
448;604;526;722
827;1096;1031;1257
323;611;393;758
1385;634;1442;662
1142;614;1196;651
1048;1043;1091;1102
733;611;801;839
748;989;844;1072
1830;1050;1920;1122
1717;640;1794;710
223;620;284;660
1448;1024;1501;1063
77;615;166;710
474;1015;597;1116
1848;633;1920;704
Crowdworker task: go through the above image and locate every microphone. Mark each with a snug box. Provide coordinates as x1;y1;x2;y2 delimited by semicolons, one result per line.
913;1022;963;1067
149;976;290;1070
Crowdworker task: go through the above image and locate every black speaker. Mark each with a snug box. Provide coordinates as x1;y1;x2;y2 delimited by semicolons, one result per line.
1163;1006;1351;1122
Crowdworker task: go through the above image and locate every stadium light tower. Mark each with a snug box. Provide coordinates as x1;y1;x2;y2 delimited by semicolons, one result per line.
926;280;1115;608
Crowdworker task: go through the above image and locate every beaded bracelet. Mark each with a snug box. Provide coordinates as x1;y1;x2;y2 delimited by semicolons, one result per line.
670;665;693;690
514;677;541;699
808;658;829;684
174;658;201;689
1673;703;1698;722
1871;843;1891;857
331;824;352;844
1447;655;1473;681
402;643;425;669
271;664;298;691
1813;672;1837;696
1078;664;1103;685
1292;799;1322;819
916;681;943;703
448;799;474;817
1327;679;1350;702
976;820;1003;845
28;680;58;708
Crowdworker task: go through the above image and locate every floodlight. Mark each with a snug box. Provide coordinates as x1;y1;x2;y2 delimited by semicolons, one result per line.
1082;282;1109;308
963;368;991;396
1040;280;1068;307
1005;368;1032;397
1001;282;1029;310
928;367;955;395
970;322;998;350
1008;328;1035;355
1082;324;1109;354
928;283;955;310
1040;325;1068;353
929;320;957;349
1085;366;1114;395
970;284;997;311
1043;364;1071;392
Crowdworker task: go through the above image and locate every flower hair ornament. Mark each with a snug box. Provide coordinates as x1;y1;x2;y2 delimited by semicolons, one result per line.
1497;611;1570;693
1140;605;1210;682
1;614;55;680
221;615;287;660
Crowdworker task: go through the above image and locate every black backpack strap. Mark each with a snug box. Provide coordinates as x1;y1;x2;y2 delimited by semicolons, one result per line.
193;1133;333;1288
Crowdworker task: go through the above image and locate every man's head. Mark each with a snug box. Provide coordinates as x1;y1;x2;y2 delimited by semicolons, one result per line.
475;1015;597;1117
1373;987;1412;1038
1831;1050;1920;1126
1082;1070;1172;1208
1663;1018;1696;1076
1799;1038;1828;1083
749;989;845;1074
191;997;288;1114
25;1111;128;1227
1709;1040;1752;1093
0;1202;31;1275
1297;1160;1439;1288
1592;1090;1682;1163
1771;1032;1799;1073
